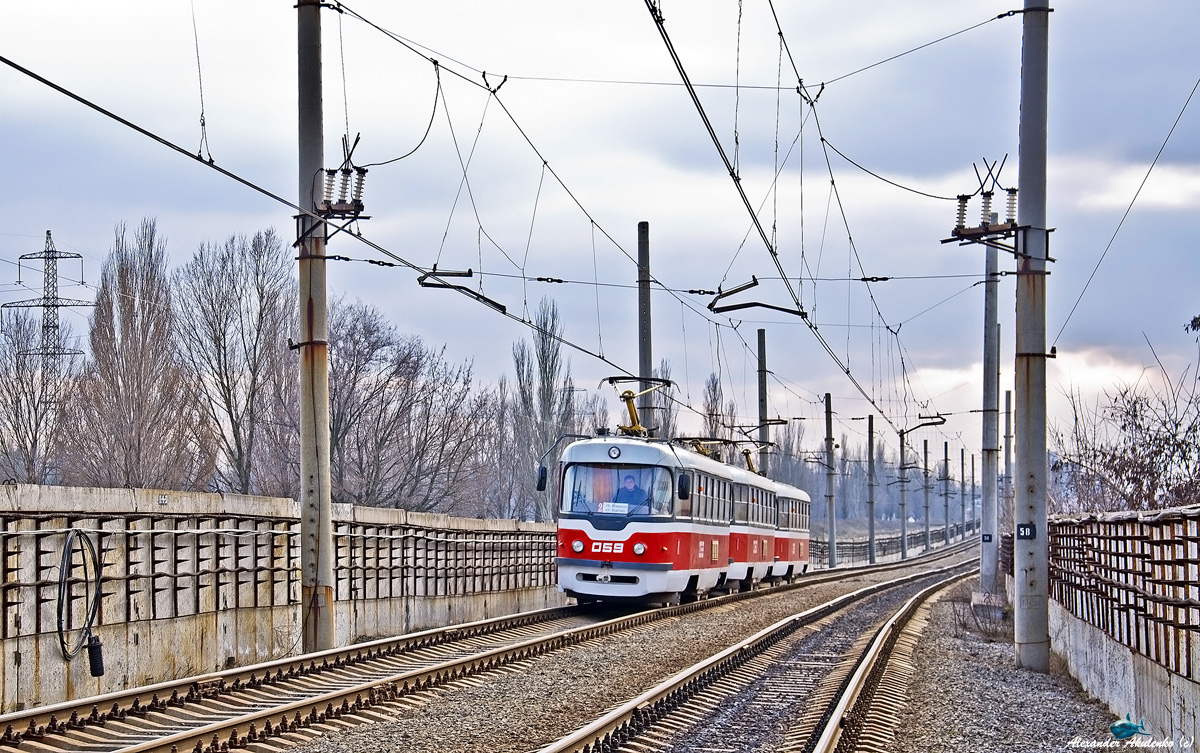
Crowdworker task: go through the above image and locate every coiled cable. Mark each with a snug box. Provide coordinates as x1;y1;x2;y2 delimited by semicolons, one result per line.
57;529;102;660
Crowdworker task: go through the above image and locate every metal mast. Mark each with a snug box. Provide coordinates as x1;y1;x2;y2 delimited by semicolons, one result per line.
2;231;91;364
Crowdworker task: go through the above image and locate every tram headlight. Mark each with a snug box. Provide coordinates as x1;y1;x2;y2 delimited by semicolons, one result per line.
633;542;646;556
572;540;585;553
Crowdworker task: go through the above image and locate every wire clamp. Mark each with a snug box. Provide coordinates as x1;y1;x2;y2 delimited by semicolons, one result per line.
288;338;328;351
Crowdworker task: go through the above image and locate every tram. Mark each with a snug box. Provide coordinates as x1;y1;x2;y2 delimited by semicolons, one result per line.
545;379;811;605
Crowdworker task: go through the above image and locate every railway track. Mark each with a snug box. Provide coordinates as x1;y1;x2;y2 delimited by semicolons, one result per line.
807;569;977;753
535;561;976;753
0;543;973;753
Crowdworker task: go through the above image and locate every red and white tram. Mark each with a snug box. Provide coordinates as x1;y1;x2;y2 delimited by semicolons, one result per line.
553;432;811;605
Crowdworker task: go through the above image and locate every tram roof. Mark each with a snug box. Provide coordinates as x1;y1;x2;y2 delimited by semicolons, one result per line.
560;435;810;502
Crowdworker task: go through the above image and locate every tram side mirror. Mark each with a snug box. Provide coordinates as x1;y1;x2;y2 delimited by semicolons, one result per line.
677;473;691;500
536;465;548;492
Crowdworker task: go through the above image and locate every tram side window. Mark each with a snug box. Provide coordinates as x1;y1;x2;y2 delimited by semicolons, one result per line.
677;472;692;519
733;484;748;523
702;475;714;521
702;476;712;521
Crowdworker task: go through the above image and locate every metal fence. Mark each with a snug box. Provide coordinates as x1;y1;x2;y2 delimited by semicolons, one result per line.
1049;505;1200;679
811;522;971;566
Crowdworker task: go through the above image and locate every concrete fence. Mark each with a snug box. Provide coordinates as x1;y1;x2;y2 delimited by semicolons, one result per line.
0;485;562;713
1048;504;1200;744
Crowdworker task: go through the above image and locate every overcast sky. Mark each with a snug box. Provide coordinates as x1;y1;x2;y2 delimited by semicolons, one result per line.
1;1;1197;465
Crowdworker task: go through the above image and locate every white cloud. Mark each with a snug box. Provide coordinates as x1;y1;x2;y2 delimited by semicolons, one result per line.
1056;158;1200;212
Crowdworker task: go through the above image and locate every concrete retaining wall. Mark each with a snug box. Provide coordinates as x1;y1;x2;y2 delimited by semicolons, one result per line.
1050;599;1199;745
0;485;564;712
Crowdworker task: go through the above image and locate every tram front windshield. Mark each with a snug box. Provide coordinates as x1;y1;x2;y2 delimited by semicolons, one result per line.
561;464;672;516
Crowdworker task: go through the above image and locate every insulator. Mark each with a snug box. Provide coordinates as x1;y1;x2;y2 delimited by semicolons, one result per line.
323;170;336;203
955;195;969;231
352;167;367;203
337;168;351;202
1006;188;1018;223
980;192;993;225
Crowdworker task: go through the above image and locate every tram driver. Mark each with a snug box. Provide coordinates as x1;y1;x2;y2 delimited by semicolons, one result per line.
612;474;648;509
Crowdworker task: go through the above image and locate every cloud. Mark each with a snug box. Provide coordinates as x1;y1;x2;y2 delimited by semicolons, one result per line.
1056;158;1200;212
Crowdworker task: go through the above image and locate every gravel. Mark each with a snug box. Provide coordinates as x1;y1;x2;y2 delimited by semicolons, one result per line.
287;566;1117;753
891;581;1116;752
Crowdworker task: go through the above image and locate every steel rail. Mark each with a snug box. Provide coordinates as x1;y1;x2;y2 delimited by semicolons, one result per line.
809;567;979;753
534;559;977;753
0;604;585;745
1;542;974;752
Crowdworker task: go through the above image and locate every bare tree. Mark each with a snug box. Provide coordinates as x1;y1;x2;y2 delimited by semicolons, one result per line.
1053;359;1200;512
174;229;293;494
512;298;576;522
0;311;81;482
574;390;610;436
647;359;678;439
701;372;737;443
469;377;527;519
60;219;216;490
252;339;301;499
328;299;490;512
702;372;725;439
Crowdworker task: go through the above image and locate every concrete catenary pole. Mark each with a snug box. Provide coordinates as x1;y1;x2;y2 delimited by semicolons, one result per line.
942;442;951;545
867;414;876;564
825;393;836;568
971;454;977;537
1005;390;1014;528
981;231;1001;592
898;430;908;560
1014;0;1052;672
638;221;653;428
960;449;967;541
923;439;931;552
758;329;769;476
297;0;335;653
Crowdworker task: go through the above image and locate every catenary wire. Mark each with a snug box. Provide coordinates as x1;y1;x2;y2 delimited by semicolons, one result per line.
822;11;1016;86
0;52;739;430
1053;73;1200;348
645;1;906;436
333;3;805;413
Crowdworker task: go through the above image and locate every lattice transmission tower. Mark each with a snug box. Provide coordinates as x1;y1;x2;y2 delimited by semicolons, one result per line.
2;230;93;370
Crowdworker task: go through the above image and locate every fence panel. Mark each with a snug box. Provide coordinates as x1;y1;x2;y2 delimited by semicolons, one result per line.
1050;506;1200;680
